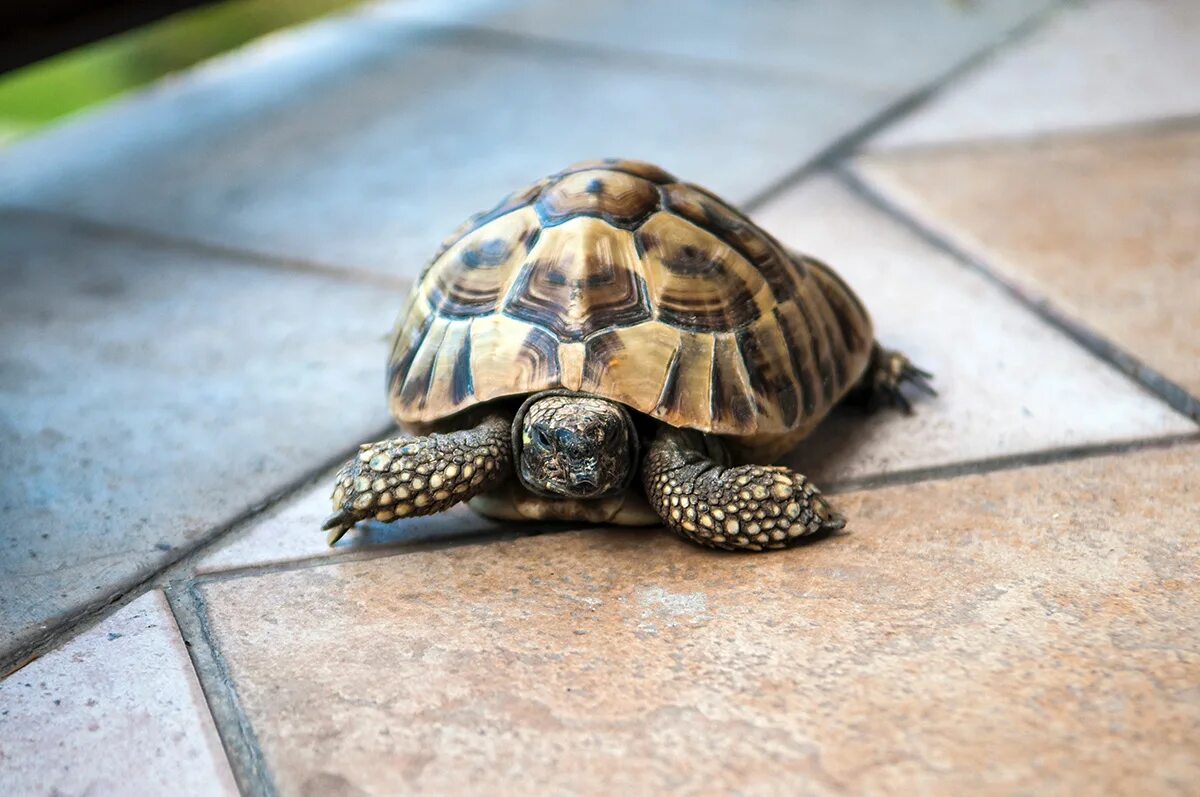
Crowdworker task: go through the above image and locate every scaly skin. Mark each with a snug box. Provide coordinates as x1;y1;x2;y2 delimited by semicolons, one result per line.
642;428;844;552
323;413;512;545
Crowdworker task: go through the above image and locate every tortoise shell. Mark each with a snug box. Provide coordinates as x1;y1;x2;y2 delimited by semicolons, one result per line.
388;159;875;460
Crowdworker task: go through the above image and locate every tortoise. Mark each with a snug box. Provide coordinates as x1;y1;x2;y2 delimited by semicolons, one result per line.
323;158;933;552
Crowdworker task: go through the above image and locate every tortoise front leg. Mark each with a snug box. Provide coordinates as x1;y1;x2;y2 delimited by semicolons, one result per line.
641;428;844;552
323;412;512;545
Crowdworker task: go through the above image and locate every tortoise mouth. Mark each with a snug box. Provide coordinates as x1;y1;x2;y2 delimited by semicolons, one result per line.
516;471;623;501
539;474;610;500
568;476;600;497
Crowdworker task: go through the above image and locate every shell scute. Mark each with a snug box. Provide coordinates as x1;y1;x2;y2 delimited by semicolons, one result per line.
581;323;680;409
737;316;802;428
710;334;757;428
662;183;809;304
536;169;661;229
655;330;715;426
502;218;651;340
431;177;550;264
426;207;538;319
636;211;768;333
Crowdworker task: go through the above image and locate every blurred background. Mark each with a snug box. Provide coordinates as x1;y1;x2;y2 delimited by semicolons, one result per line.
1;0;359;143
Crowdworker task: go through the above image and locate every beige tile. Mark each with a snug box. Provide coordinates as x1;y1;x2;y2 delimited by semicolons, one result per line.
859;124;1200;401
751;176;1192;485
197;475;515;574
0;592;237;796
873;0;1200;149
199;444;1200;796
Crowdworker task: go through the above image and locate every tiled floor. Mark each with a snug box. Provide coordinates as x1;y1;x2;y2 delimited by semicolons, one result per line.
0;592;237;796
1;0;1197;795
859;123;1200;402
200;444;1200;796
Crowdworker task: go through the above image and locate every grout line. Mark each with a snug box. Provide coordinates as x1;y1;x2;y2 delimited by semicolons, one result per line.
180;431;1200;585
166;584;279;797
421;22;887;95
0;421;399;677
834;165;1200;422
191;520;594;585
824;432;1200;495
0;205;412;292
738;0;1070;214
861;111;1200;159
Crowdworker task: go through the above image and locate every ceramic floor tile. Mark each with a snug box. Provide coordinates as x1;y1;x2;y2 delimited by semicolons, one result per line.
0;592;237;796
859;124;1200;403
196;474;523;574
0;14;882;277
198;444;1200;796
0;212;398;660
873;0;1200;149
747;176;1192;485
386;0;1053;94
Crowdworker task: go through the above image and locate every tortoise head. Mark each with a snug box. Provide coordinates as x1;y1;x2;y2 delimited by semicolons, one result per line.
518;394;634;499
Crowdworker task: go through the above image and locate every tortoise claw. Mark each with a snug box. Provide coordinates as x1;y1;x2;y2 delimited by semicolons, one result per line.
904;362;935;381
867;347;936;414
322;509;357;546
322;508;355;532
902;363;938;397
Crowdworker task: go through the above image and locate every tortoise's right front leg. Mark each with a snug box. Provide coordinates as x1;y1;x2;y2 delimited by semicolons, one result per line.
642;428;844;552
323;412;512;545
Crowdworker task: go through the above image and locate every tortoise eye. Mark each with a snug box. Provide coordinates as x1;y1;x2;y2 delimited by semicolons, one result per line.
532;427;553;450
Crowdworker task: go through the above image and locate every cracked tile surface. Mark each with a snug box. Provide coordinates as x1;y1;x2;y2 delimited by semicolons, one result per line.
198;444;1200;796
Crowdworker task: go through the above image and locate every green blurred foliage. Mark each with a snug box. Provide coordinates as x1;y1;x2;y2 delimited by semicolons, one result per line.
0;0;359;143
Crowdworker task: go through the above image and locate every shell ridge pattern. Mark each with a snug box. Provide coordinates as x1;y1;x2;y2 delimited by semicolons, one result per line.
389;159;874;442
799;274;850;391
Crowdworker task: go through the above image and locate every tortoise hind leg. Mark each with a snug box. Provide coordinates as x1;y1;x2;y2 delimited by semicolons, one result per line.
641;428;844;552
849;342;936;414
323;412;512;545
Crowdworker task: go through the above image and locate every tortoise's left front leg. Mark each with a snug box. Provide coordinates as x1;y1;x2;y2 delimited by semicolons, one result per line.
642;428;844;552
323;412;512;545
